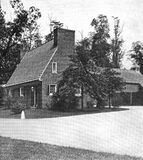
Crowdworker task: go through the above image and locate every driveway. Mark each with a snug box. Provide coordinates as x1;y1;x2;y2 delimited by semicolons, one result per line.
0;106;143;157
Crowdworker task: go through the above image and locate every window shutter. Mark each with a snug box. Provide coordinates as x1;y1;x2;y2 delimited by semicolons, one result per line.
20;87;24;97
47;85;50;95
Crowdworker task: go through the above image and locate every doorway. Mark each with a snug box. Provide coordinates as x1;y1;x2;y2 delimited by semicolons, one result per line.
31;86;37;107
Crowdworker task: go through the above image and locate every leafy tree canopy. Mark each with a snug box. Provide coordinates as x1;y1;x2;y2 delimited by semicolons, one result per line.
54;39;123;109
111;17;124;68
45;20;63;43
52;15;124;109
90;15;111;67
130;41;143;74
0;0;41;84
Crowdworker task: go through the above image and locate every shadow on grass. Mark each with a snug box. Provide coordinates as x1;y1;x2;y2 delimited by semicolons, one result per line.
0;107;129;119
53;107;130;116
24;107;130;119
80;107;129;113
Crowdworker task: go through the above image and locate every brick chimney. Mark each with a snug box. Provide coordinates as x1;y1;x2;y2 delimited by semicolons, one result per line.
53;28;75;56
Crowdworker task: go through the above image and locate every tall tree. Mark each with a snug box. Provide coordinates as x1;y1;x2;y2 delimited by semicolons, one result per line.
52;15;124;109
111;17;124;68
53;37;123;109
90;14;111;67
101;68;124;108
0;7;28;83
21;25;42;51
130;41;143;74
53;38;91;110
0;0;41;84
10;0;42;51
45;20;63;43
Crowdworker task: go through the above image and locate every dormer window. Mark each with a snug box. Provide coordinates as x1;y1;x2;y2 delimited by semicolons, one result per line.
52;62;57;73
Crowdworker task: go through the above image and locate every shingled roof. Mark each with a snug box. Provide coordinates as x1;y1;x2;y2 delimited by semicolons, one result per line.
116;69;143;87
6;40;57;87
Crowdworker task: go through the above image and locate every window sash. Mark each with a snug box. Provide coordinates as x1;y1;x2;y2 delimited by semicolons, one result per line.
75;88;82;97
49;84;57;96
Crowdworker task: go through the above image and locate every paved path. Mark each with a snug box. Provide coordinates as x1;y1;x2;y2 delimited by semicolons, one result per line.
0;106;143;157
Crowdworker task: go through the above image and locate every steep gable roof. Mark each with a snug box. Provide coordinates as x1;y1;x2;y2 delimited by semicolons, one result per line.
6;40;57;87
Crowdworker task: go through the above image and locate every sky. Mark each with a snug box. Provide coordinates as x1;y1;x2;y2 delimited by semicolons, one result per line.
1;0;143;69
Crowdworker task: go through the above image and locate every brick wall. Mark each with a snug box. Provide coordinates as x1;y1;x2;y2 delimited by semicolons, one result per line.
6;81;42;108
41;28;75;108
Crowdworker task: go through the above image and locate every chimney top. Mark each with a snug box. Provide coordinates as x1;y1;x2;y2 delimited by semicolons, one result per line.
53;28;75;47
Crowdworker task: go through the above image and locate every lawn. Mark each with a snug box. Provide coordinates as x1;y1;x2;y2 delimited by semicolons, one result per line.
0;107;128;119
0;136;142;160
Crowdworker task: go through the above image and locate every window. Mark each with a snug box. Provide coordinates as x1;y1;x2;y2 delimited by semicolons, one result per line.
75;88;82;97
52;62;57;73
49;84;57;96
8;89;12;97
20;87;24;97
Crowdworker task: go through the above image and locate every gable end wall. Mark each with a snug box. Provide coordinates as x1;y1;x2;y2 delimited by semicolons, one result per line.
41;29;75;108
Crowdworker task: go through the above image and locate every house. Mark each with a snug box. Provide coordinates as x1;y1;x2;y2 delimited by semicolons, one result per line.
4;28;75;108
4;28;143;108
82;68;143;107
112;69;143;106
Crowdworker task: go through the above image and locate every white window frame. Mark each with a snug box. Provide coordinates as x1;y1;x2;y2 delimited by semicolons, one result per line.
52;62;57;73
75;88;82;97
20;87;24;97
8;89;12;97
49;84;57;96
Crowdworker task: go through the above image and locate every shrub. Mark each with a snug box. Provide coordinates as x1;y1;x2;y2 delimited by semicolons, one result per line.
50;91;79;111
87;101;94;108
3;96;14;109
10;97;26;114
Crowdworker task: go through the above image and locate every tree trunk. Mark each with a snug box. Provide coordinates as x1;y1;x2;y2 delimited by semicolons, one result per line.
81;85;84;110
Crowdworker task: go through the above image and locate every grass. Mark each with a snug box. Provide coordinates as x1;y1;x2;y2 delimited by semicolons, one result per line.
0;107;129;119
0;136;142;160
